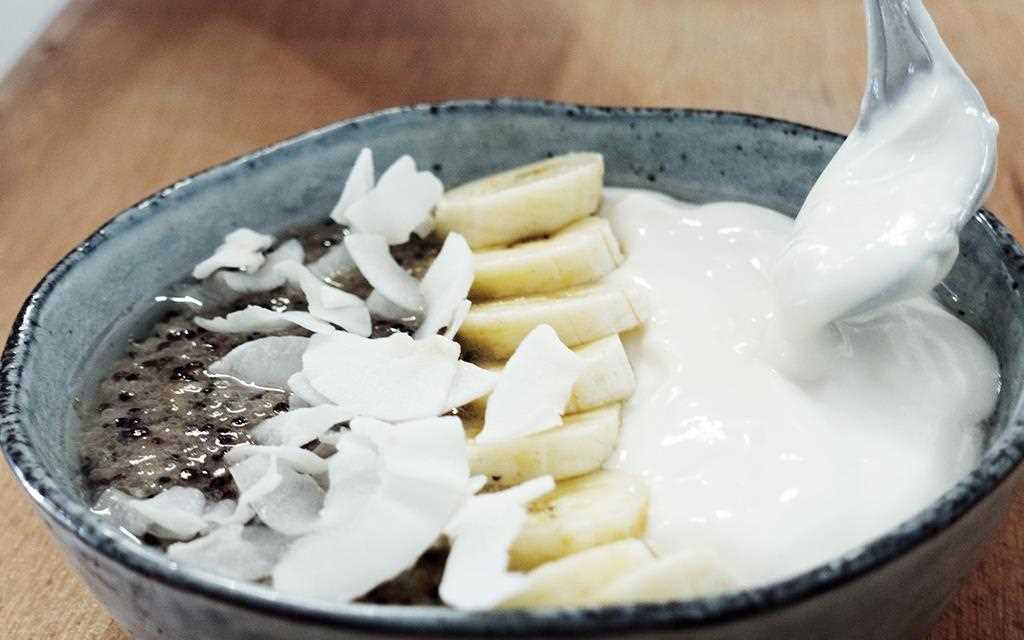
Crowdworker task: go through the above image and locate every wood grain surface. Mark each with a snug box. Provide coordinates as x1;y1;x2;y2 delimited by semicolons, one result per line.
1;1;1022;638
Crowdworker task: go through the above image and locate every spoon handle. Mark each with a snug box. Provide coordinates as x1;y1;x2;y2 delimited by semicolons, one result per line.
860;0;958;129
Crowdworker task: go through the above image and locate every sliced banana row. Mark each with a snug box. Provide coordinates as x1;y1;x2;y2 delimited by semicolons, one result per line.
470;216;624;300
435;152;604;249
499;539;653;608
437;153;725;607
467;405;621;486
466;334;636;417
592;549;736;605
500;543;736;608
509;470;649;571
458;284;648;361
564;334;637;413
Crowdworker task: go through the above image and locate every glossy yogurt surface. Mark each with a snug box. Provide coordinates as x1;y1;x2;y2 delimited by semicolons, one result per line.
603;188;999;586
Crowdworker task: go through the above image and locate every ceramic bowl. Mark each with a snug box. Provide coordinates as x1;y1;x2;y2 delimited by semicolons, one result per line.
3;100;1024;640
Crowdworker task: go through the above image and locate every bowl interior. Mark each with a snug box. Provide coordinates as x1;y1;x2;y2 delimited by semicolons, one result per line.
4;100;1024;627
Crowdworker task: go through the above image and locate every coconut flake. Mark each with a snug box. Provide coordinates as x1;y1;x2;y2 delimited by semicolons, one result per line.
195;305;335;335
219;239;305;293
345;156;443;244
309;243;356;280
275;261;371;336
415;233;473;339
302;332;460;421
203;499;238;525
225;444;329;475
167;524;292;582
208;336;308;390
95;486;208;541
226;454;327;535
330;147;375;225
273;415;468;601
227;454;284;524
444;362;498;411
444;299;472;340
193;228;275;280
477;325;585;444
366;290;415;323
319;427;383;526
251;405;352;446
253;461;326;536
439;476;555;610
317;430;344;447
287;372;332;408
467;475;488;496
345;233;424;311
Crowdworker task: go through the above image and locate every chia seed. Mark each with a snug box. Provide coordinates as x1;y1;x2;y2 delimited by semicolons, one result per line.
77;221;443;603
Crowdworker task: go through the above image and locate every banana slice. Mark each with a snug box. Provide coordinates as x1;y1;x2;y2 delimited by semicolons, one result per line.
458;284;649;360
593;550;736;605
509;470;650;571
467;334;636;415
435;153;604;249
471;217;624;300
499;539;654;608
565;334;636;413
467;405;621;486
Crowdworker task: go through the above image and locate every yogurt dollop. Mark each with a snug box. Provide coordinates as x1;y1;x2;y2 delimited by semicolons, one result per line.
768;0;998;379
603;190;999;586
604;0;1000;587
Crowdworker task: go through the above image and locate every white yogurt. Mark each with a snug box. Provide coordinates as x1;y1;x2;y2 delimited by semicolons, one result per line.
603;190;999;586
603;1;1001;588
767;5;998;380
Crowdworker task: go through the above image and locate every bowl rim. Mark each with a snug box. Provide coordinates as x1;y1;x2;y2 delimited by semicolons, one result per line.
3;98;1024;636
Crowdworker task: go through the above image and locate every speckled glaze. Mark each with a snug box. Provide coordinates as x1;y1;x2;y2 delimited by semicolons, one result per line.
3;100;1024;640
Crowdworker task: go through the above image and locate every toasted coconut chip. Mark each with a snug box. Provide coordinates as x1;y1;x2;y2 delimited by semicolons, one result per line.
317;430;344;447
254;460;326;536
413;213;436;240
95;486;208;541
193;228;275;280
275;261;371;336
203;499;238;525
208;336;308;390
445;362;498;411
225;444;329;475
195;305;335;335
309;243;356;280
366;290;416;323
415;233;473;339
219;239;305;293
263;478;326;536
287;372;331;409
467;474;488;496
345;156;443;244
319;429;382;526
330;147;375;225
251;405;352;447
167;524;292;582
273;416;468;601
227;454;326;535
303;332;460;421
439;476;555;610
227;454;283;524
345;233;424;311
477;325;585;444
444;299;472;340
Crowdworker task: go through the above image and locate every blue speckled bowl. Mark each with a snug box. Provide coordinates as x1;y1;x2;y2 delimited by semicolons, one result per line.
3;100;1024;640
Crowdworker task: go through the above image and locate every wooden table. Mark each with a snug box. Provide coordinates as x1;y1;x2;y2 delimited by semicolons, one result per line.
2;1;1022;638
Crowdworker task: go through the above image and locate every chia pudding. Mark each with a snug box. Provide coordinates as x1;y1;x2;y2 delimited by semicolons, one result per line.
78;221;442;602
78;150;657;610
